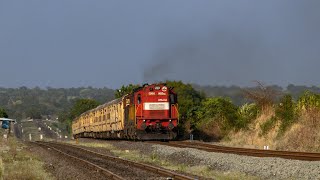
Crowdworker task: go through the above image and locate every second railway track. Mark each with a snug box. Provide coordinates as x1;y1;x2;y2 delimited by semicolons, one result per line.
33;141;197;180
151;141;320;161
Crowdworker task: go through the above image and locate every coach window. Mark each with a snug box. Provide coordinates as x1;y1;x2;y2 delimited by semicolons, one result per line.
137;94;141;104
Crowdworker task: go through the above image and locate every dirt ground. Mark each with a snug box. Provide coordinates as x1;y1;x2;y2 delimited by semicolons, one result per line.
27;143;110;180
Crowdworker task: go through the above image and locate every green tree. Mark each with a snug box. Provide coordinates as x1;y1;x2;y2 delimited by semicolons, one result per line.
26;108;42;119
59;98;100;134
165;81;205;121
0;108;8;118
196;97;238;131
70;99;100;119
165;81;205;138
115;84;140;98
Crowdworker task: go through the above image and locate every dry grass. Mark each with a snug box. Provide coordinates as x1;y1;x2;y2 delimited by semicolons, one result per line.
222;110;278;149
68;141;116;150
3;159;53;180
0;135;54;180
223;107;320;152
0;158;3;180
275;111;320;152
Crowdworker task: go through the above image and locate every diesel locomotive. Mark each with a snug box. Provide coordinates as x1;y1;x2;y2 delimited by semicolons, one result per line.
72;83;179;140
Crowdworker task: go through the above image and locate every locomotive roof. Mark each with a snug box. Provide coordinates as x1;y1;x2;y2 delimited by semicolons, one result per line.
132;83;167;93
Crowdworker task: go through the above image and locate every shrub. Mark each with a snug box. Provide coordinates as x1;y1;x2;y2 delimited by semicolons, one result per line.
194;120;223;141
297;91;320;112
260;116;277;136
275;94;296;135
195;97;238;133
237;103;259;129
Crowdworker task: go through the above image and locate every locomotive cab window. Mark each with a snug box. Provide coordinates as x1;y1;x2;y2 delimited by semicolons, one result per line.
137;94;141;104
170;94;177;104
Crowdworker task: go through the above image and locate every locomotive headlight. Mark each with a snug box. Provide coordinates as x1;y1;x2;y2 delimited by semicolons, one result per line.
143;120;146;122
169;119;172;122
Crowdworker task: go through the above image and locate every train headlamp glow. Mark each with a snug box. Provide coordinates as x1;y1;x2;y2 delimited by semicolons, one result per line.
169;119;172;122
143;120;146;122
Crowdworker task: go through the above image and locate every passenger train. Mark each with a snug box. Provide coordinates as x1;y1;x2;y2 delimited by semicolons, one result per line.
72;83;179;140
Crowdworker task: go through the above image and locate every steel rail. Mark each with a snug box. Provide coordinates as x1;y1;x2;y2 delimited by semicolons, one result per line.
41;141;197;180
33;141;124;180
152;141;320;161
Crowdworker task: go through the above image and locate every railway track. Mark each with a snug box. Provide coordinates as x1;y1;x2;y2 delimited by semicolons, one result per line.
151;141;320;161
33;141;197;180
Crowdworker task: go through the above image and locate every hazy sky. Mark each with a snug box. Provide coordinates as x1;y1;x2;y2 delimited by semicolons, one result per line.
1;1;320;88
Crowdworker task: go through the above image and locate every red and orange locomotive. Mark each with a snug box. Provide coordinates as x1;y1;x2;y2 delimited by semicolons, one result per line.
72;83;179;140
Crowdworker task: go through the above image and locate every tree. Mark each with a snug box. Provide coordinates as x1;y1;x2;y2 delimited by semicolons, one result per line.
70;99;100;120
58;98;100;134
26;108;42;119
243;81;281;113
196;97;238;130
166;81;205;121
0;108;8;118
115;84;140;98
165;81;205;138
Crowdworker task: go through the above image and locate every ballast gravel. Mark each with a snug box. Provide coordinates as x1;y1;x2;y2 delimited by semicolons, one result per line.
152;145;320;180
103;140;320;180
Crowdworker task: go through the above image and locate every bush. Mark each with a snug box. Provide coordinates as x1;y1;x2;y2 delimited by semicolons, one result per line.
0;108;8;118
297;91;320;112
194;119;223;141
195;97;238;133
165;81;205;137
260;116;277;136
275;94;296;135
237;103;259;130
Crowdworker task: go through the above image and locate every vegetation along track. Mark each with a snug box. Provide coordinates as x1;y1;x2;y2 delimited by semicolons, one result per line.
33;141;197;180
151;141;320;161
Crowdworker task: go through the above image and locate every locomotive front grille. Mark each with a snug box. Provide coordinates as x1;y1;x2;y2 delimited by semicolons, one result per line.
149;110;165;117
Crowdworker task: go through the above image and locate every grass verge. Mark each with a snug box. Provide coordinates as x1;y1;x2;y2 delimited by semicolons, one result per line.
0;158;3;180
0;133;54;180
